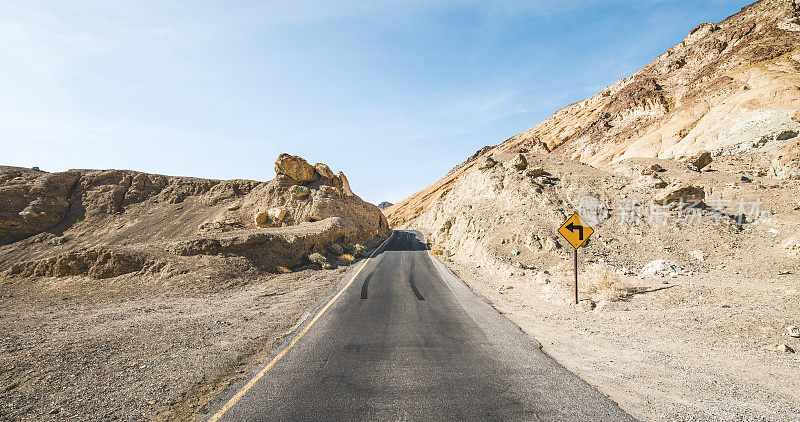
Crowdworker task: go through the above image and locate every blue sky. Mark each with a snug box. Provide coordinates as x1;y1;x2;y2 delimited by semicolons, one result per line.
0;0;748;204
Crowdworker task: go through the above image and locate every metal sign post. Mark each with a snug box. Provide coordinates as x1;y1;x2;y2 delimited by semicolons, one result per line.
558;212;595;305
574;249;578;305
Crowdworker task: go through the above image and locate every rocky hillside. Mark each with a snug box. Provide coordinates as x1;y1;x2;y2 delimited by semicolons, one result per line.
0;154;390;279
387;0;800;227
381;3;800;417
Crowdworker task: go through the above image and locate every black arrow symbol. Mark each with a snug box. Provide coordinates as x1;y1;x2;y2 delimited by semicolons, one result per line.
566;222;584;240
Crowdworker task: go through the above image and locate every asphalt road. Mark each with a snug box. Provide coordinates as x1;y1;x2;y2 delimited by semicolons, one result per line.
209;230;635;421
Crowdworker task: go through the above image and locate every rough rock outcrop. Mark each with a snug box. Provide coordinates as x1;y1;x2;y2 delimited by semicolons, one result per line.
7;248;146;279
1;154;391;279
275;153;318;184
338;171;354;196
0;167;79;243
167;218;359;272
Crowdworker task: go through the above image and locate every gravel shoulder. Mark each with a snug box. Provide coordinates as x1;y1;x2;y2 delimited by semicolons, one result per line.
437;254;800;421
0;267;348;421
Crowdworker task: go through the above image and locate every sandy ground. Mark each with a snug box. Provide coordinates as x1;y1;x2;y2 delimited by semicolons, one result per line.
437;253;800;421
0;266;348;421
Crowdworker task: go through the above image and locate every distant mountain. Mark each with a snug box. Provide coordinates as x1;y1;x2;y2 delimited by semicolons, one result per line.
376;201;393;210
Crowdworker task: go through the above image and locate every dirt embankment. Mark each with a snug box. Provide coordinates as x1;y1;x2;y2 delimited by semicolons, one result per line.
0;154;390;420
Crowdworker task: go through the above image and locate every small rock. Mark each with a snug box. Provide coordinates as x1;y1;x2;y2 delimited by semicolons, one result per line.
759;210;774;219
533;272;550;285
776;343;795;353
254;212;270;228
639;260;683;277
650;163;664;172
320;185;340;196
497;285;513;294
639;173;668;188
49;408;61;415
524;167;544;177
478;156;497;170
268;208;287;223
690;250;706;262
578;300;596;311
776;130;798;141
511;250;521;256
288;185;310;199
51;236;68;246
788;325;800;338
512;153;528;170
653;182;705;205
227;204;240;211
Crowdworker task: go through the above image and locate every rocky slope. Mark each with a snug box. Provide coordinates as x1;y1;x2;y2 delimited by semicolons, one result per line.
386;0;800;227
383;1;800;419
1;154;390;278
0;154;390;420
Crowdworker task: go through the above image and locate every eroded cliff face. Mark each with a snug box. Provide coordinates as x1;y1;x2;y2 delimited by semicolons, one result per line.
498;0;800;164
0;154;390;278
386;0;800;228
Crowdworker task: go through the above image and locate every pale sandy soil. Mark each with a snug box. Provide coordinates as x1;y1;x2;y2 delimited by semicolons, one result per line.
437;253;800;421
0;267;347;421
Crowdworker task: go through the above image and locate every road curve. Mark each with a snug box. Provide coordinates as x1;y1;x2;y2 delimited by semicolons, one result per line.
208;230;635;421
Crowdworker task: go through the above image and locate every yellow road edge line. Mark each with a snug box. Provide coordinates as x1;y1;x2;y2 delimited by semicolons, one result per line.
207;233;394;422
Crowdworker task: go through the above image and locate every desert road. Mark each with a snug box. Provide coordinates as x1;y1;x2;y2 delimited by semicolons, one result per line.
208;230;635;421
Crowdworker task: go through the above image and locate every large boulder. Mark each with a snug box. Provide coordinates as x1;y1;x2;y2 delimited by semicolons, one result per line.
678;151;712;171
314;163;335;179
274;154;318;184
653;182;705;205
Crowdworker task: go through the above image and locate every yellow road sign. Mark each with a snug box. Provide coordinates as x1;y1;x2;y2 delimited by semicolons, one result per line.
558;212;594;249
